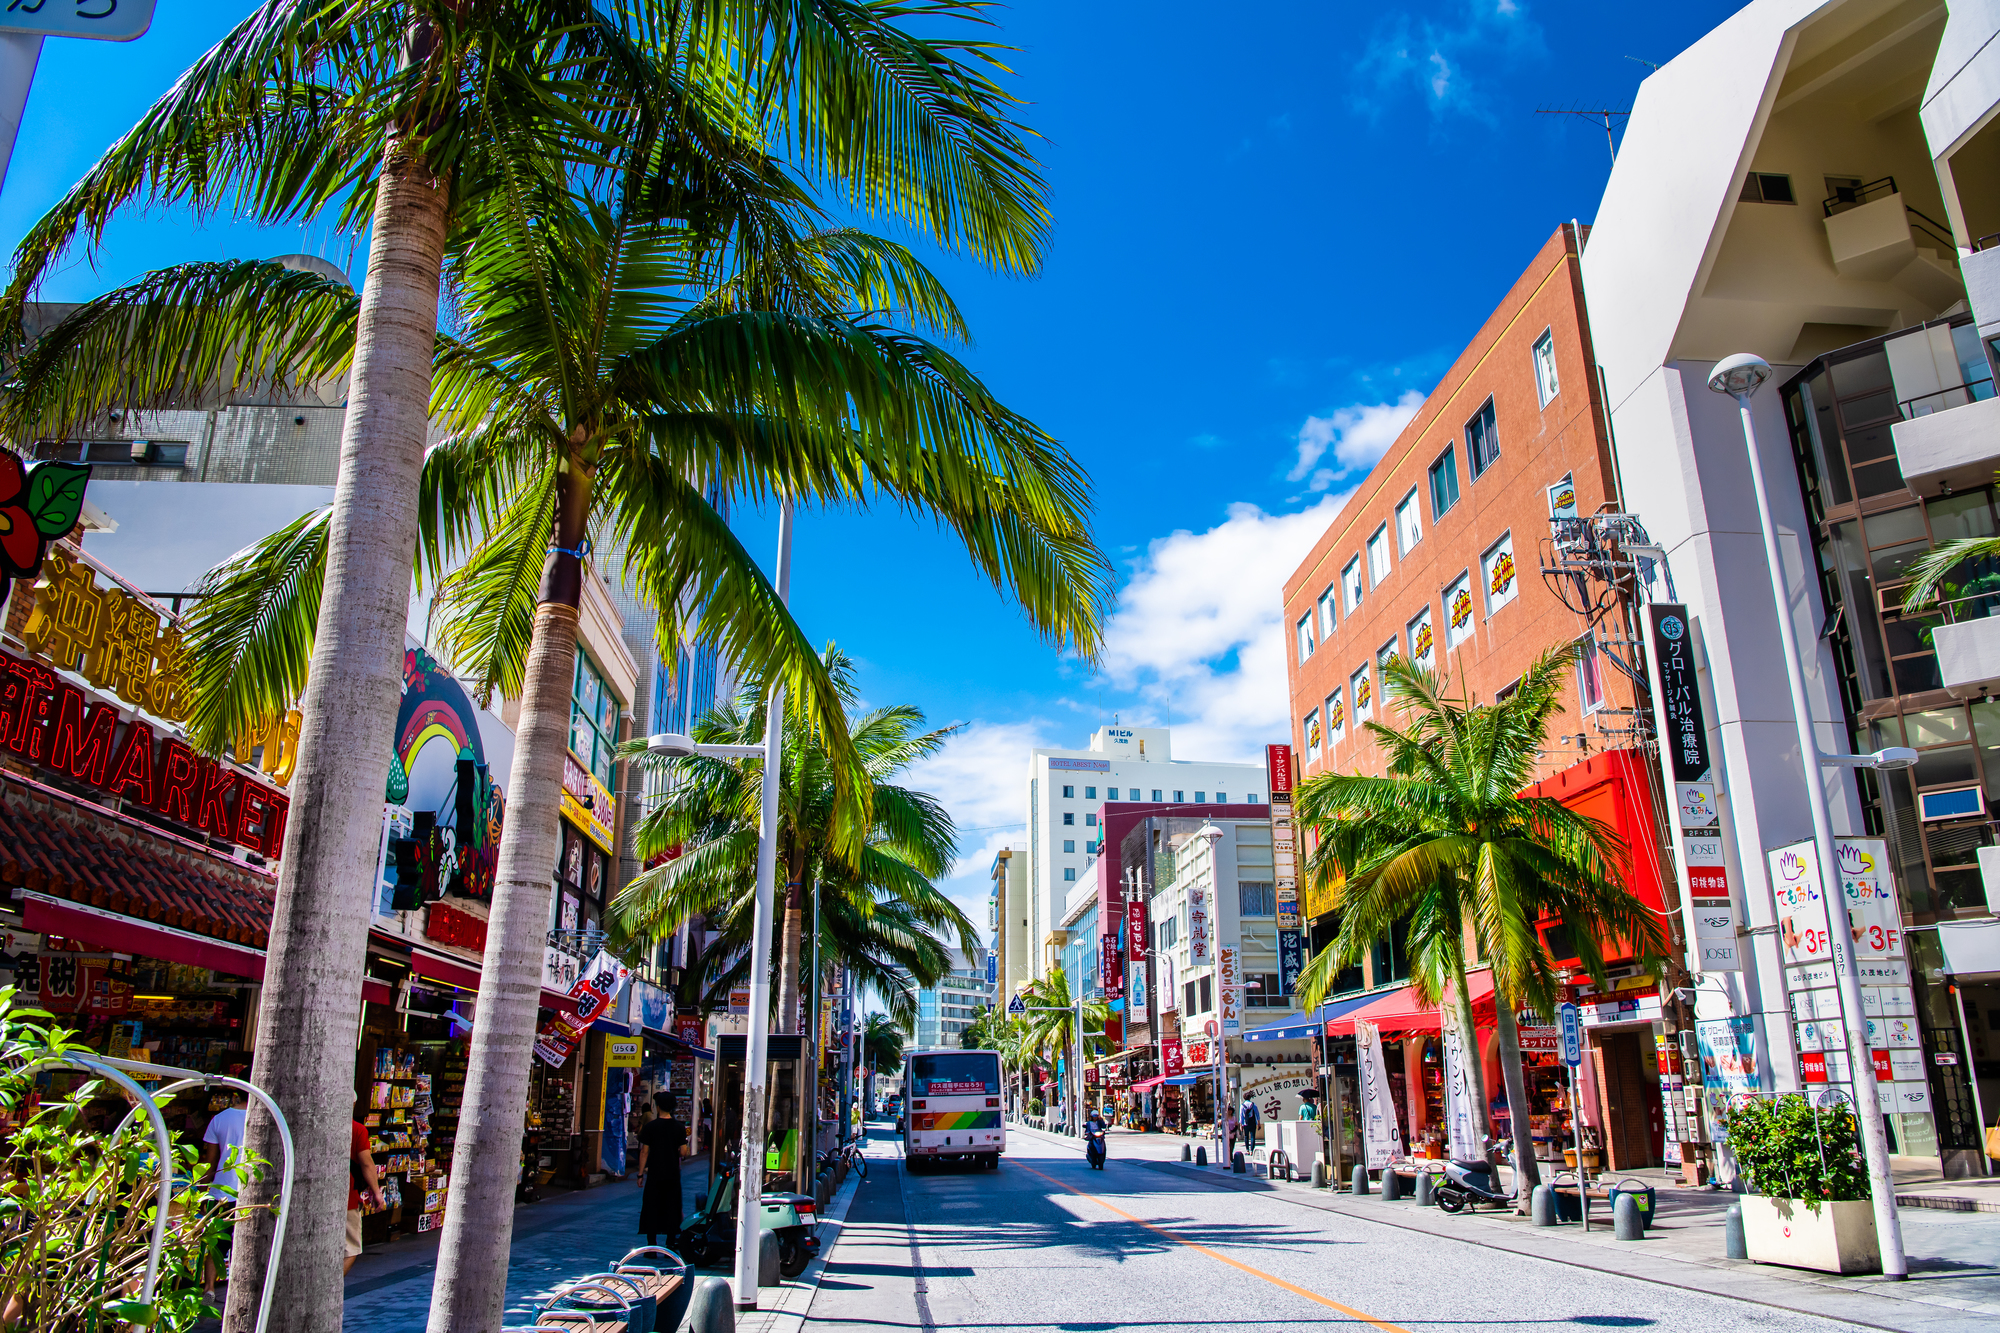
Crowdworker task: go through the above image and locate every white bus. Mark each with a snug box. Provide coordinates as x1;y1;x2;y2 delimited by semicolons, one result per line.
902;1049;1004;1171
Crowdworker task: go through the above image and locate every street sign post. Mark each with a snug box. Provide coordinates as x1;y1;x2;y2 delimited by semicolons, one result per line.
2;0;158;192
1558;1001;1589;1230
1559;1003;1582;1067
1007;994;1026;1016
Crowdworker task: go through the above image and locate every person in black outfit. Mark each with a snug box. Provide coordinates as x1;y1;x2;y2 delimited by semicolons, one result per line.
636;1091;688;1246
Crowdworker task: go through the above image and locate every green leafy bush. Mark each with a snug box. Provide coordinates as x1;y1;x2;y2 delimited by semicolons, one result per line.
1027;1097;1044;1117
1717;1093;1867;1214
0;986;261;1330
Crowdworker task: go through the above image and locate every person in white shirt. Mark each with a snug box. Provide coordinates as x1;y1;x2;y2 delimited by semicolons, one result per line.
203;1088;251;1199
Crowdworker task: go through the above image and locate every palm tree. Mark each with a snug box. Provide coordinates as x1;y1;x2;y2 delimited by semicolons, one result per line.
862;1012;905;1080
1017;966;1106;1124
610;650;978;1023
3;5;1067;1325
1900;532;2000;616
1292;646;1665;1197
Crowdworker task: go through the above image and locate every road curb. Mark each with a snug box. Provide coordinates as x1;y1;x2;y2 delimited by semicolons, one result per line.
735;1154;868;1333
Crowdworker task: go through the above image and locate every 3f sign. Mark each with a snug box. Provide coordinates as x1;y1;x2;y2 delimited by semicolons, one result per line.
1;0;157;41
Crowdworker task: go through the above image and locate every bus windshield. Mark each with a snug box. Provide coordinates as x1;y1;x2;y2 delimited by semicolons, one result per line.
909;1052;999;1097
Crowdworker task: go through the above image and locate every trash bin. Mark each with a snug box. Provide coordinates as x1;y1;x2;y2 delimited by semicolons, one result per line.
1549;1170;1587;1222
1607;1179;1656;1230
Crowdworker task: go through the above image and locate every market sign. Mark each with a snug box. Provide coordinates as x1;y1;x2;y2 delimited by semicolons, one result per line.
1161;1034;1184;1076
560;750;616;853
606;1038;642;1067
1644;604;1708;782
0;642;290;856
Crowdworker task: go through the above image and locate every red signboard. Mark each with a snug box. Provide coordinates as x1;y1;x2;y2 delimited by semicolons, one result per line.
1687;866;1729;898
425;901;488;952
1125;896;1148;964
1266;744;1294;796
1100;933;1121;999
1801;1051;1828;1083
1161;1035;1184;1077
675;1015;704;1047
1871;1048;1892;1082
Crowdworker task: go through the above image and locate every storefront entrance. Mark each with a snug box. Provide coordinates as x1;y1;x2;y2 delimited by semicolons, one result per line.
1591;1029;1660;1170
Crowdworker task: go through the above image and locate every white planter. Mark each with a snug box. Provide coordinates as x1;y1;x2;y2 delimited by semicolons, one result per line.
1740;1196;1879;1274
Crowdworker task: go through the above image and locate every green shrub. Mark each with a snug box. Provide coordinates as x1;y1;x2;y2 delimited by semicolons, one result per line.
1027;1097;1044;1117
0;986;262;1330
1717;1093;1867;1214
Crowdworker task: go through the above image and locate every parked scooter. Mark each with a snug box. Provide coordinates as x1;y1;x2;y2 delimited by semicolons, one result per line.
1083;1124;1107;1170
675;1168;822;1275
1432;1158;1510;1213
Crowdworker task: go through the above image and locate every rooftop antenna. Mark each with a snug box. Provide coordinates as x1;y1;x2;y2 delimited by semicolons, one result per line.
1535;103;1631;162
1625;55;1661;73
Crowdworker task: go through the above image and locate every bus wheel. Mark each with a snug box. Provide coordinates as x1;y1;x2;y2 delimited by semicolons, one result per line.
984;1154;1000;1170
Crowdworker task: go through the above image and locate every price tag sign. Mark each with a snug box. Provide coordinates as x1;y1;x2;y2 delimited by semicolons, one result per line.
2;0;156;41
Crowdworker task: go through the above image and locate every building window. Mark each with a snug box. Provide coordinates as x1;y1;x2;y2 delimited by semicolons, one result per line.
1396;488;1422;554
1367;523;1392;586
1063;812;1074;826
1429;446;1460;519
1238;881;1275;916
1466;398;1500;478
1106;787;1119;799
1248;792;1261;804
1062;785;1074;798
1481;531;1519;614
1408;605;1435;671
1246;972;1286;1007
1173;790;1185;802
1085;786;1097;799
1326;685;1346;743
1533;330;1560;407
1343;556;1364;614
1444;571;1476;650
1194;791;1207;803
1063;839;1075;853
1378;635;1400;673
1296;611;1316;663
1198;976;1213;1014
1085;813;1098;826
571;649;620;790
1352;663;1373;723
1318;584;1338;639
1216;792;1227;803
1739;172;1795;204
1064;868;1076;882
1151;789;1163;801
1577;635;1605;711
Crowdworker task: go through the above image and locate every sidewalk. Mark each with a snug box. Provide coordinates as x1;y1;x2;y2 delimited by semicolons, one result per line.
1014;1122;2000;1332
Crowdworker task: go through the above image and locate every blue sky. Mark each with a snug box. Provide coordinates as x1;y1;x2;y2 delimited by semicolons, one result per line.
3;1;1748;932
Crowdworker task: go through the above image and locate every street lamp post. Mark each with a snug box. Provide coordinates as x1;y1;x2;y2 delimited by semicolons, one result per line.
1194;822;1225;1163
648;499;792;1310
1708;354;1908;1279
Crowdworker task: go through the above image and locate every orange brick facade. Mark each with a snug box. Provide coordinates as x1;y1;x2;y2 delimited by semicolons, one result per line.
1281;224;1645;785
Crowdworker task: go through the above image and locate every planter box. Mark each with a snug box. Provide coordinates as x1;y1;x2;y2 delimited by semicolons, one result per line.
1740;1197;1879;1274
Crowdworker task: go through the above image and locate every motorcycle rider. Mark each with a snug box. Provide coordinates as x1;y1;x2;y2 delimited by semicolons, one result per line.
1084;1109;1108;1168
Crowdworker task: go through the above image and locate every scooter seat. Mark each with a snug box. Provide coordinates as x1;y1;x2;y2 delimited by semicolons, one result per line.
1451;1159;1493;1173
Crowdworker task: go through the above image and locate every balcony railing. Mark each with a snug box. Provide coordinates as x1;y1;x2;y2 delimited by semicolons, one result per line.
1825;175;1958;252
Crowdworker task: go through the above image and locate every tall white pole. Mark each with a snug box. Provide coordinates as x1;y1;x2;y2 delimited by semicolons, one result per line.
1728;387;1907;1279
733;498;793;1309
0;34;42;195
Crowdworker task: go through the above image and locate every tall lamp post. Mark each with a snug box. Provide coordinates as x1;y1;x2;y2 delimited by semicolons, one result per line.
647;499;793;1310
1707;354;1909;1279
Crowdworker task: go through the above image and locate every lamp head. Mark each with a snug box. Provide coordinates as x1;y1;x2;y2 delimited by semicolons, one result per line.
1707;353;1773;398
1193;822;1224;845
645;732;698;758
1868;746;1919;772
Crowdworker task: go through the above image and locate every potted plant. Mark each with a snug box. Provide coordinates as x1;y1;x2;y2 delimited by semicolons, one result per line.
1718;1093;1876;1274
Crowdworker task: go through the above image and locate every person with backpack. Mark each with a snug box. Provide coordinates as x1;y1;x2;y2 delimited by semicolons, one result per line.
1239;1094;1262;1151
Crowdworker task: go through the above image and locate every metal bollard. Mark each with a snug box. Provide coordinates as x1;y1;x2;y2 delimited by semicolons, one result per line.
1413;1171;1434;1207
1313;1161;1330;1188
1613;1194;1643;1241
1195;1146;1207;1166
757;1229;781;1287
1231;1151;1246;1174
1380;1169;1402;1202
683;1276;734;1333
1350;1164;1370;1195
1530;1184;1557;1227
1181;1143;1191;1162
1724;1203;1747;1260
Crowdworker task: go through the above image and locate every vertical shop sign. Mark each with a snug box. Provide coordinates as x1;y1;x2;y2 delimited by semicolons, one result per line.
1277;929;1305;998
1128;961;1147;1012
1218;946;1240;1035
1187;872;1211;966
1100;934;1122;1000
1441;1024;1479;1161
1355;1020;1404;1168
1645;604;1708;781
1161;1034;1185;1078
1126;896;1148;963
1695;1016;1761;1149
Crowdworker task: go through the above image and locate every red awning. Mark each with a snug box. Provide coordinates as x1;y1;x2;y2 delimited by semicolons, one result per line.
1128;1075;1167;1092
410;947;482;991
1324;972;1497;1038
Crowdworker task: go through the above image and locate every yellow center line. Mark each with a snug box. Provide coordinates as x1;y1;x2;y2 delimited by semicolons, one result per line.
1013;1160;1415;1333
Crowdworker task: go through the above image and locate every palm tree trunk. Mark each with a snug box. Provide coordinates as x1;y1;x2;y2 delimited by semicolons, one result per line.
1450;971;1490;1150
1493;1003;1542;1200
427;450;595;1333
776;850;805;1034
221;125;448;1333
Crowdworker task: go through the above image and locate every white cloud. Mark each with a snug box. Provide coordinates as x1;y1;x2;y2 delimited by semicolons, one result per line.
1100;495;1351;765
1287;391;1423;491
906;718;1053;951
1354;1;1543;121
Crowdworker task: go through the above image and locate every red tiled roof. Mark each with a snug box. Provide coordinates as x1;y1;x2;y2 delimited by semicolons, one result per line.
0;771;276;948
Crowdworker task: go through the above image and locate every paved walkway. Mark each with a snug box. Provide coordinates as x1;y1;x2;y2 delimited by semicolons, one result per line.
1040;1123;2000;1331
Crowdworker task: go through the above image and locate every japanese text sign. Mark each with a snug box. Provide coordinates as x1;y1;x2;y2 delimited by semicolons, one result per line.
1647;604;1709;782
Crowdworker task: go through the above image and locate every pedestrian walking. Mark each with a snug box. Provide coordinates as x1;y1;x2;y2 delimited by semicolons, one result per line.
1224;1110;1239;1157
1239;1094;1261;1151
347;1110;384;1277
636;1091;688;1247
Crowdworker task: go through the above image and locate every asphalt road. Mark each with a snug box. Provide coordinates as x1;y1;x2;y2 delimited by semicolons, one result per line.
808;1127;1880;1333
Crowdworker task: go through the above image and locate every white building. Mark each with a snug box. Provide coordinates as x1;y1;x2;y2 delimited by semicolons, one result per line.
1580;0;2000;1174
1021;726;1265;982
914;948;993;1050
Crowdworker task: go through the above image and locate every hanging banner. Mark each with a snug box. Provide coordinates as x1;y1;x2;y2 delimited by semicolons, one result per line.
1441;1024;1480;1160
1161;1034;1185;1077
1355;1020;1404;1168
1645;604;1709;781
1187;871;1212;965
1218;945;1240;1034
1126;896;1148;963
1277;930;1306;998
1100;933;1122;1000
533;949;631;1067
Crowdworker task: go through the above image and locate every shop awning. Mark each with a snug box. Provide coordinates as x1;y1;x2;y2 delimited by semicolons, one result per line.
654;1028;714;1062
1242;1014;1320;1042
1128;1075;1167;1092
1323;972;1496;1038
410;947;482;992
1162;1073;1209;1085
